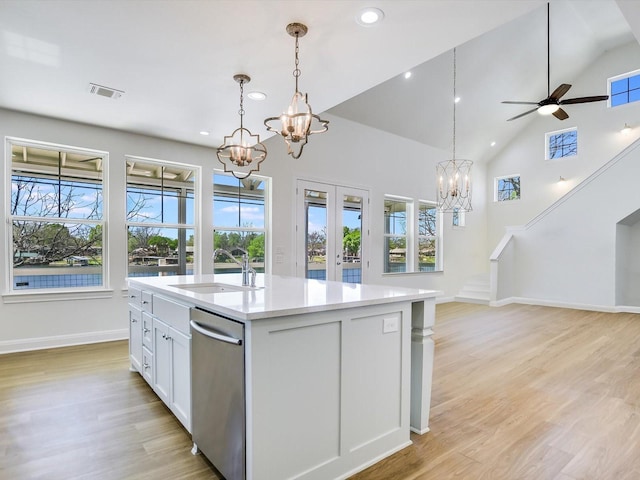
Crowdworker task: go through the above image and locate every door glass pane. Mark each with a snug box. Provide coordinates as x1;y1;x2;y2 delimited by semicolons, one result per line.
305;189;327;280
342;194;362;284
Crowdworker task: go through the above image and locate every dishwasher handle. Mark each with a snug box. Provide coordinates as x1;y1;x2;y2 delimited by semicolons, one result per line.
190;320;243;346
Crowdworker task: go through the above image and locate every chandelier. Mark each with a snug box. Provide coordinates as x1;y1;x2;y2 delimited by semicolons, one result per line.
264;23;329;159
437;48;472;212
217;74;267;179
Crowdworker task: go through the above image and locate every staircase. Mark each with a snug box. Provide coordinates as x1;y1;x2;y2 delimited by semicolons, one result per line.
455;273;490;304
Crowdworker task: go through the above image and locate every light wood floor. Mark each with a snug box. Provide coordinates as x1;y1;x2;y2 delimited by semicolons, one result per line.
2;303;640;479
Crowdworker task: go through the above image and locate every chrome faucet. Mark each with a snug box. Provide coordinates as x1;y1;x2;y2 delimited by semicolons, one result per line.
213;248;257;287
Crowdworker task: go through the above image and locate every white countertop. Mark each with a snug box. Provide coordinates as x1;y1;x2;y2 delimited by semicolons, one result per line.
128;274;438;321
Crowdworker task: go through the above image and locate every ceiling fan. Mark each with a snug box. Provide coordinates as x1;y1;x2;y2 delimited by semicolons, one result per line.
502;2;609;121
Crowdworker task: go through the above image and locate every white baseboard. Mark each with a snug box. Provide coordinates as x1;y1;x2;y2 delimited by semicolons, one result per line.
489;297;620;313
435;296;455;304
0;329;129;354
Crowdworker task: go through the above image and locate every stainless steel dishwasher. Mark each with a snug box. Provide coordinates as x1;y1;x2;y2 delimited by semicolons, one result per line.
190;307;245;480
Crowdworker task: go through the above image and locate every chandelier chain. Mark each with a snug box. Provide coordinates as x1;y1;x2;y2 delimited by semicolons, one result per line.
238;78;245;128
293;34;301;92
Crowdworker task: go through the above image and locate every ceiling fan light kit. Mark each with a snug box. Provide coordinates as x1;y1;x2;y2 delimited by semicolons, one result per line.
264;22;329;159
502;2;608;122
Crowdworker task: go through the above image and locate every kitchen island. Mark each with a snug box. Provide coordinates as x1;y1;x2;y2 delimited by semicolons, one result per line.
127;274;437;480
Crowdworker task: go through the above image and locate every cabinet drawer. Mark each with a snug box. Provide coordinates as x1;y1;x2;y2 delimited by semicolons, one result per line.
141;291;153;312
141;346;153;386
128;286;142;307
153;294;190;334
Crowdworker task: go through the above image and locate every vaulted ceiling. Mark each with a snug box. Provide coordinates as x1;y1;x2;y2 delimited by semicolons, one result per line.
1;0;638;165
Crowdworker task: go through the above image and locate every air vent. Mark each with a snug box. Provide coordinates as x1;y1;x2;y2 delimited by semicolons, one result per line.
88;83;124;99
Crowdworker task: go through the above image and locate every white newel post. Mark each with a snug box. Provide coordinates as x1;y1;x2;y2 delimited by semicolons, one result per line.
410;299;435;434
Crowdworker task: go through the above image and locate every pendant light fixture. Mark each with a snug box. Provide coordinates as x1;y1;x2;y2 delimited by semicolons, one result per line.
217;74;267;179
437;48;473;212
264;23;329;159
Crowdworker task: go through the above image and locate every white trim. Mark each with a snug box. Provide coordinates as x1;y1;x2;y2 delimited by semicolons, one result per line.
0;328;128;354
2;288;114;303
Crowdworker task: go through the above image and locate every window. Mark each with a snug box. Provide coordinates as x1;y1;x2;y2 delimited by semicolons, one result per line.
452;207;466;227
8;138;106;291
495;175;520;202
384;196;441;273
384;197;409;273
213;172;268;275
609;70;640;107
546;127;577;160
126;157;197;278
418;201;440;272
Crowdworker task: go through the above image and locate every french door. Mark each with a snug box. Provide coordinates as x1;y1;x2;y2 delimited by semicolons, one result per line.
296;180;369;283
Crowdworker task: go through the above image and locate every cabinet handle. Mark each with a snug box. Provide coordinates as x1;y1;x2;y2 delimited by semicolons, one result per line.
166;336;172;341
143;363;150;369
142;300;149;304
130;294;137;299
161;333;166;339
132;319;138;323
143;327;150;333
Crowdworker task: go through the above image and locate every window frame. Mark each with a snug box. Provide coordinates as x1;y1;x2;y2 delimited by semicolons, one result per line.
125;155;200;279
5;137;109;294
546;127;577;160
608;69;640;108
494;174;521;202
383;195;442;274
213;170;270;275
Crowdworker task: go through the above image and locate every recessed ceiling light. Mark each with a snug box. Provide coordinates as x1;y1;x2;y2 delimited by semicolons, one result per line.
454;96;461;103
490;141;496;147
404;71;412;79
199;131;210;136
357;7;384;26
247;91;266;101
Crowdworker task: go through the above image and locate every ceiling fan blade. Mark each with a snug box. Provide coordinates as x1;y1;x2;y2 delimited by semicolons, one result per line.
560;95;609;105
550;83;572;101
553;108;569;120
502;101;539;105
507;108;538;121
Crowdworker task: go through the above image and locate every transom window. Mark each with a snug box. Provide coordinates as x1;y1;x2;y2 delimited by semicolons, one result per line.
609;70;640;107
495;175;520;202
546;127;577;160
126;156;197;278
8;138;106;291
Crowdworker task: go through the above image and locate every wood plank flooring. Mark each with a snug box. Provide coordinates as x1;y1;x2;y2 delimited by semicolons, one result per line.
352;303;640;480
2;303;640;479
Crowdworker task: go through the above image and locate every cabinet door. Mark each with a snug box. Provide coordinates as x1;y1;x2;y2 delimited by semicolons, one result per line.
129;306;142;372
142;312;153;351
141;346;153;386
170;327;191;432
153;317;171;405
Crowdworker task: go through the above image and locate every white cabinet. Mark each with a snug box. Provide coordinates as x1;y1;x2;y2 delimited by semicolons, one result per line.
128;305;142;372
152;316;192;431
127;286;192;433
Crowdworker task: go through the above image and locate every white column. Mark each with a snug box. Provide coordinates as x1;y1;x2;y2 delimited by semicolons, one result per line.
410;299;435;434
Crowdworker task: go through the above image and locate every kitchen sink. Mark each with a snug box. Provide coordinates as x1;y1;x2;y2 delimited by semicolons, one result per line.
170;282;261;294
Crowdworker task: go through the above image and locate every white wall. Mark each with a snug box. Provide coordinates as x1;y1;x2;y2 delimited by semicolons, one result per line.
486;40;640;254
0;109;484;351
